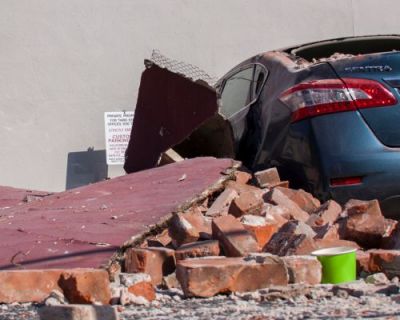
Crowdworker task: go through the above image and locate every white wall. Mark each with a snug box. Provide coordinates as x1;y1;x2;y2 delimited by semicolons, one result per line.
0;0;399;191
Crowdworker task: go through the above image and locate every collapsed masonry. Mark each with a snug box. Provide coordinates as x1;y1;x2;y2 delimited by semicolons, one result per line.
117;166;400;301
1;161;400;319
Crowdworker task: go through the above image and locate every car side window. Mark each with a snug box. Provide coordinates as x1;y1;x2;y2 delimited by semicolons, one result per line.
220;67;253;118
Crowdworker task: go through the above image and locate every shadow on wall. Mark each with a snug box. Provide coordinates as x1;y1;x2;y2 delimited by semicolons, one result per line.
66;148;108;190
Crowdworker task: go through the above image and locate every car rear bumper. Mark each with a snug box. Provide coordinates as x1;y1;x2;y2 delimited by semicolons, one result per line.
308;111;400;217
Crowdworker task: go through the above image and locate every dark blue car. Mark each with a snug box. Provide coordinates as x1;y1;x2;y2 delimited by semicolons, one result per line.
214;35;400;218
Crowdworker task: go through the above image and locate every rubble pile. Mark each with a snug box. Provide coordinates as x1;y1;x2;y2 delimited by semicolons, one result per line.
2;165;400;319
115;167;400;302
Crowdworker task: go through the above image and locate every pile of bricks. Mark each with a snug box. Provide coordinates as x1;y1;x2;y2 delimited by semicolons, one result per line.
121;168;400;299
1;166;400;319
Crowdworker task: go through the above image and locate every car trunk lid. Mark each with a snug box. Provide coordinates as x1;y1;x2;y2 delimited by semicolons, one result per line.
329;51;400;147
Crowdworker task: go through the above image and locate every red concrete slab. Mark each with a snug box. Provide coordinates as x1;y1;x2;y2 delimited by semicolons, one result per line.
0;157;235;269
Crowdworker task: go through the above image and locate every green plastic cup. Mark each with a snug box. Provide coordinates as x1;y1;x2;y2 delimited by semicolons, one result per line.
311;247;357;284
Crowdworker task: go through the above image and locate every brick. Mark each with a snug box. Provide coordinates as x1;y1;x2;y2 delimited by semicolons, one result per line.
254;168;280;188
264;187;309;222
38;305;118;320
128;282;155;302
0;269;110;304
307;200;341;227
314;239;360;250
146;229;172;247
59;269;111;305
241;215;278;247
270;187;320;214
168;208;212;246
225;181;265;196
344;210;387;249
119;273;155;302
263;221;317;255
212;215;259;257
0;269;61;303
263;232;317;256
381;220;400;249
279;220;316;239
263;204;290;227
282;256;322;285
343;199;382;217
212;215;260;257
176;256;288;297
124;247;175;285
228;190;264;217
175;240;220;260
356;251;371;275
234;171;252;185
313;223;340;240
369;249;400;279
205;188;238;217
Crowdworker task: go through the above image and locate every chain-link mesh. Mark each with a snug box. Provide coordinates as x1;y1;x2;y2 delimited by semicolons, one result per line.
147;50;218;87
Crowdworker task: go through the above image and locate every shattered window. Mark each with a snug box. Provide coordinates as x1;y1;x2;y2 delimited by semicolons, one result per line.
220;67;253;118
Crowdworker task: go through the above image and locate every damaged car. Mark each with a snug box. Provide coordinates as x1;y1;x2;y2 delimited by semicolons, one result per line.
125;35;400;218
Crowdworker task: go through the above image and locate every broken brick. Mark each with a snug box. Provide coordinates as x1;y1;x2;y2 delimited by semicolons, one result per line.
254;168;280;188
0;269;110;304
344;210;387;249
381;220;400;249
176;256;288;297
288;189;321;214
263;232;316;256
369;249;400;279
128;282;155;302
212;215;259;257
241;215;278;248
234;171;252;185
356;251;371;275
263;220;318;256
307;200;341;227
282;256;322;285
263;204;290;227
0;270;62;303
168;208;211;246
205;188;238;217
264;187;309;222
313;223;340;240
314;239;360;250
146;229;172;247
124;247;175;285
175;240;220;260
228;190;264;217
59;269;111;305
343;199;382;217
279;220;316;239
119;272;155;302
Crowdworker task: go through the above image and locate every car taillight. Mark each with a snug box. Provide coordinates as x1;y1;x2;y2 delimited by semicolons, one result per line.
279;78;397;122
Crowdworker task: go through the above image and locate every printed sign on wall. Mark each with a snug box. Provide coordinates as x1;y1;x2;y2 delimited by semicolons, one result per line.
104;111;134;165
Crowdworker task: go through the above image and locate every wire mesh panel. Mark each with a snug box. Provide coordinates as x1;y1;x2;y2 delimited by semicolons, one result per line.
147;50;218;87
